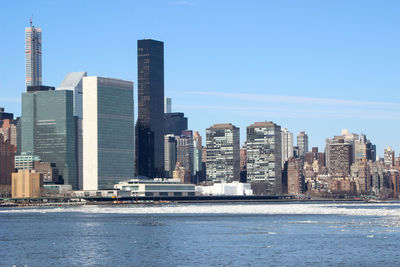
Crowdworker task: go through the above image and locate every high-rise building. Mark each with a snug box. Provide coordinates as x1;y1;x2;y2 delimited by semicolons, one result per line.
176;130;194;179
281;128;294;167
25;20;42;87
327;139;352;177
304;147;325;172
136;39;165;178
0;107;13;127
206;123;240;182
21;88;77;189
164;134;176;178
58;72;87;119
164;97;172;113
297;131;308;157
83;76;134;190
354;134;376;163
193;131;203;175
246;121;282;195
287;157;304;195
0;119;17;151
325;129;359;169
164;112;188;136
0;134;15;196
58;72;87;189
384;146;395;168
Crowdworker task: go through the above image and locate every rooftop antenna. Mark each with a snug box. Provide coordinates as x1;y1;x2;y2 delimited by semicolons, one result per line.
30;14;33;27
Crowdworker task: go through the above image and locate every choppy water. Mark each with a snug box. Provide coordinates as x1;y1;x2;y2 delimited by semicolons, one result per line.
1;202;400;266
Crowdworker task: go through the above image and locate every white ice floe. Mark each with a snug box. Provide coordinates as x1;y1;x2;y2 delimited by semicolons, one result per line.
1;202;400;217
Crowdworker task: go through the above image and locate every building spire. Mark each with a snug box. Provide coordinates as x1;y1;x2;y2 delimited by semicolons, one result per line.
30;15;33;27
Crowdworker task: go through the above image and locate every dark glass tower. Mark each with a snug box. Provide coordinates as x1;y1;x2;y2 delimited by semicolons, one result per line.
136;39;164;178
164;112;188;136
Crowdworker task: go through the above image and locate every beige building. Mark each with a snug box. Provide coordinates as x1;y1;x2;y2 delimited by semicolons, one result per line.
12;169;43;198
173;162;191;184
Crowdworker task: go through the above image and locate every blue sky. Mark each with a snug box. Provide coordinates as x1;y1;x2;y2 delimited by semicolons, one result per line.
1;0;400;156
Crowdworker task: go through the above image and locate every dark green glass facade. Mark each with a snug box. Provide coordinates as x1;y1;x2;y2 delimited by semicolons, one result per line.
97;79;134;189
21;90;78;189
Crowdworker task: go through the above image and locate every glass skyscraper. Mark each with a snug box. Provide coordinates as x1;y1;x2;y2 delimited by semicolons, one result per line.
136;39;165;178
25;21;42;87
58;72;87;189
21;89;78;189
83;76;134;190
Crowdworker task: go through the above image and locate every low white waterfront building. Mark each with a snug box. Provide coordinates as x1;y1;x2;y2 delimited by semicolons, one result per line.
197;182;253;196
114;178;199;197
44;184;72;195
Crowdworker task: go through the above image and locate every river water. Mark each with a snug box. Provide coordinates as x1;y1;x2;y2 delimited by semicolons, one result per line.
1;202;400;266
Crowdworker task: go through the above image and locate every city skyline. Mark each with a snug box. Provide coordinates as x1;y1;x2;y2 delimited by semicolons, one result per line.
2;1;400;155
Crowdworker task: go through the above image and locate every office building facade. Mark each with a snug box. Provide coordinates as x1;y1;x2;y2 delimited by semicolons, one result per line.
328;139;352;177
136;39;165;178
297;131;308;157
58;71;87;189
0;134;15;195
206;123;240;182
176;130;194;178
164;97;172;113
281;128;294;167
83;76;134;190
384;146;395;168
21;89;77;189
164;112;188;136
246;121;282;195
193;131;203;175
164;134;176;178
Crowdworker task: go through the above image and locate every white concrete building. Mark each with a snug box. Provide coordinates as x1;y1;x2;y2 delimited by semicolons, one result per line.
197;182;253;196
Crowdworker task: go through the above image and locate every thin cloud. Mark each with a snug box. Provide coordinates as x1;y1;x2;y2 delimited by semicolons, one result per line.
174;103;400;120
183;91;400;108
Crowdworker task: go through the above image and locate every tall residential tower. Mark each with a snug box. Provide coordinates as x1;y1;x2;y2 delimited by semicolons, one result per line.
25;19;42;87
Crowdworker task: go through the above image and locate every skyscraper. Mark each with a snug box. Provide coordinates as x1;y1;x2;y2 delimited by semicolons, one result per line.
21;88;77;188
164;134;176;178
176;130;194;178
297;131;308;157
58;72;87;189
164;112;188;136
164;97;172;113
193;131;203;175
206;124;240;182
25;20;42;87
0;134;15;196
327;139;352;177
136;39;164;178
246;121;282;195
281;128;294;167
82;76;134;190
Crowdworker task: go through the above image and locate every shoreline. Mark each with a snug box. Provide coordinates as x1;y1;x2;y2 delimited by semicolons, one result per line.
0;196;392;208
